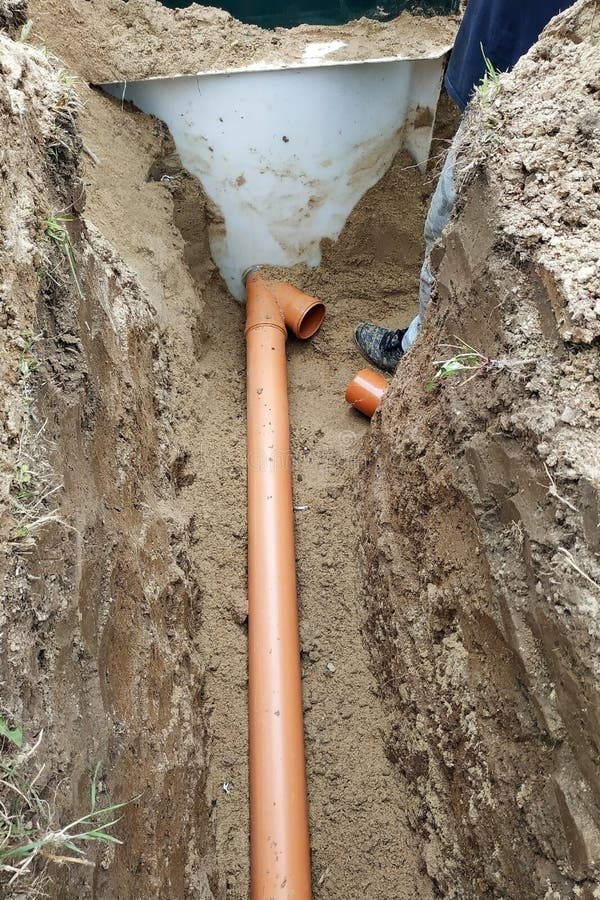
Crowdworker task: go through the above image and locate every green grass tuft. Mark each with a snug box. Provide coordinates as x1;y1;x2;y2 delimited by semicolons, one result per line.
44;214;85;301
426;340;492;392
1;729;137;892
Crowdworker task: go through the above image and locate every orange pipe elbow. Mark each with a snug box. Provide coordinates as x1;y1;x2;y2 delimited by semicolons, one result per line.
345;367;389;417
245;269;321;899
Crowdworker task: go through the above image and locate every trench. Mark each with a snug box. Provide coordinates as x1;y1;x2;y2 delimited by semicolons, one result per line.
160;140;448;898
3;1;599;896
116;82;456;895
177;261;429;900
3;0;463;887
0;1;462;895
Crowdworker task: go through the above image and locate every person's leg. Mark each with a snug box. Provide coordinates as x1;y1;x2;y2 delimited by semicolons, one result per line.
401;124;462;352
355;121;463;370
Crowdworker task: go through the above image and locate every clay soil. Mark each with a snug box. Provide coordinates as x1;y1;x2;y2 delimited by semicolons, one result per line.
360;3;600;897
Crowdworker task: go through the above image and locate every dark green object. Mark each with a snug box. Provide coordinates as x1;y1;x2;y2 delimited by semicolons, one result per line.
158;0;458;28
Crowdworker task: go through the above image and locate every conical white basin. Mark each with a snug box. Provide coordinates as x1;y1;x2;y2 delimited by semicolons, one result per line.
103;52;449;300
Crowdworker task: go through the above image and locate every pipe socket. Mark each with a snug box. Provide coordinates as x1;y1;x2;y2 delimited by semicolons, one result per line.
243;268;325;339
345;367;389;418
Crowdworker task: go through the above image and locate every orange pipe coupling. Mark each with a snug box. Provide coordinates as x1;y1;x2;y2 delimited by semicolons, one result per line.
244;268;324;900
345;367;389;418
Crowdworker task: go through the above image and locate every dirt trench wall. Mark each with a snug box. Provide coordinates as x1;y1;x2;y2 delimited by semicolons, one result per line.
359;4;600;898
0;31;216;898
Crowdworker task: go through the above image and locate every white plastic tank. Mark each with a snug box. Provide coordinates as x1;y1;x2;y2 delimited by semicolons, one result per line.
103;51;449;300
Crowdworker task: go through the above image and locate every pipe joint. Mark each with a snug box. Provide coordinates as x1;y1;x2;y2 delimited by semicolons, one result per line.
244;268;325;340
244;270;287;337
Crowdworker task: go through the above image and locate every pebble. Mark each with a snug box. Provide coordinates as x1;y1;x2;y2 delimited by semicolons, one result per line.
560;406;577;424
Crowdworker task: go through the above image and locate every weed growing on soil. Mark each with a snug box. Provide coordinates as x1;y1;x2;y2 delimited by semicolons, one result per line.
426;339;492;391
18;331;39;385
10;448;62;544
45;70;84;169
18;19;33;42
0;725;134;892
478;45;501;97
477;46;504;141
50;70;82;121
10;332;62;546
44;214;84;300
0;720;23;749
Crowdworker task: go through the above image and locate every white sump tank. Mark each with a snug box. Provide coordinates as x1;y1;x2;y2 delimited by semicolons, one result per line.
102;46;450;300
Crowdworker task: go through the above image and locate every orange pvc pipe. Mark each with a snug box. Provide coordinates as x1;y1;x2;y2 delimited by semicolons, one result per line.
266;279;325;339
245;269;321;900
345;367;389;417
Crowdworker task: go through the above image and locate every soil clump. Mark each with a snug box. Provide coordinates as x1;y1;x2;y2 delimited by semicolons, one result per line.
30;0;456;82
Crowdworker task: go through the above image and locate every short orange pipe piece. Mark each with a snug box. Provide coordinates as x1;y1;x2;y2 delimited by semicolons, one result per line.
345;367;389;417
245;269;319;900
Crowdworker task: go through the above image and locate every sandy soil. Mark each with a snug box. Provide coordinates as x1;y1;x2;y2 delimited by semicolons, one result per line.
458;0;600;344
30;0;456;82
0;28;217;899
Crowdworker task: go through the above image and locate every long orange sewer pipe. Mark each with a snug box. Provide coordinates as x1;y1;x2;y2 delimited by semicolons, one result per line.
244;269;325;900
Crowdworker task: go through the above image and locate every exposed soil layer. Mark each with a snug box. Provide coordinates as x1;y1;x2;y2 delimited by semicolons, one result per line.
0;0;25;31
1;5;459;899
360;2;600;897
459;0;600;343
30;0;456;82
0;30;216;899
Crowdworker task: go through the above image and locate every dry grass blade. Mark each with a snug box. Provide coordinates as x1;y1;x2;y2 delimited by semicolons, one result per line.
0;728;137;893
557;547;600;592
44;214;85;301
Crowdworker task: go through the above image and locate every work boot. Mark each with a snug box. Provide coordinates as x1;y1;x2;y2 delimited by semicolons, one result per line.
354;324;407;372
